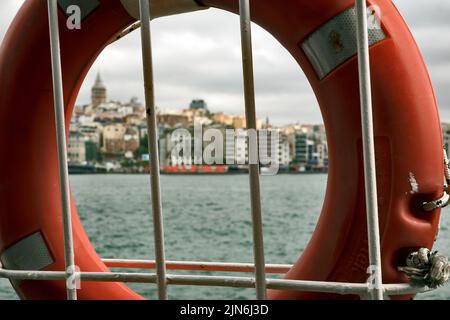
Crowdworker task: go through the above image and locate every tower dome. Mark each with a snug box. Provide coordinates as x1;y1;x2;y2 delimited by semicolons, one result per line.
91;72;107;107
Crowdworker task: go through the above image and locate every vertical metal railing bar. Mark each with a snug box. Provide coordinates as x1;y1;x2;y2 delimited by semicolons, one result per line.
355;0;383;300
46;0;77;300
238;0;267;300
138;0;168;300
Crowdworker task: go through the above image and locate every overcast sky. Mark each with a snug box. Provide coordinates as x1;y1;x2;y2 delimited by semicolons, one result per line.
1;1;449;125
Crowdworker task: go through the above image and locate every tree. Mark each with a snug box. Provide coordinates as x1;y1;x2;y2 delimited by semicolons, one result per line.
137;134;149;157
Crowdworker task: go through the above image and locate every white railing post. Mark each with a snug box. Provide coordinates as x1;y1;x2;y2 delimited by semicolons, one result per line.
138;0;168;300
46;0;77;300
239;0;267;300
355;0;384;300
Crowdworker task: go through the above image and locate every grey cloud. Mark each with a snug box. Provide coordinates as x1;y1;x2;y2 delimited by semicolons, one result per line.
393;0;450;28
394;0;450;115
1;1;449;124
0;1;24;41
79;2;450;124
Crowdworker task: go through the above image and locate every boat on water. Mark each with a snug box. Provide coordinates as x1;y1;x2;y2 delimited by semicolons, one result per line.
0;0;448;303
68;164;107;174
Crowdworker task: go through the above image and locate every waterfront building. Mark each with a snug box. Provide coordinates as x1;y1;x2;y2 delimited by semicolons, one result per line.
158;130;193;166
278;134;291;167
102;123;126;154
170;130;193;166
183;106;208;120
286;132;297;163
212;112;234;126
294;132;314;165
292;125;328;171
85;141;98;163
234;130;248;165
232;116;246;129
68;132;87;164
124;113;144;126
124;127;140;154
78;122;103;145
225;130;236;164
94;111;124;124
259;130;275;166
118;104;134;116
192;116;213;126
157;111;190;128
258;130;290;168
315;142;328;168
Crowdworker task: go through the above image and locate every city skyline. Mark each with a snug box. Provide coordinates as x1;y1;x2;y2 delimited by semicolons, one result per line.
69;73;450;175
67;75;329;174
1;0;449;125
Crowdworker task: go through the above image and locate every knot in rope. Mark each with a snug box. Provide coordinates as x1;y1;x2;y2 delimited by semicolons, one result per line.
399;248;450;289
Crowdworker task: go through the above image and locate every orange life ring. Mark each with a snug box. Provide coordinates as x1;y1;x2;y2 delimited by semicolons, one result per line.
0;0;443;300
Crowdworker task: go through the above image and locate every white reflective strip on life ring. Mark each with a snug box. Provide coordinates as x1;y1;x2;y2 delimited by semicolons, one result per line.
120;0;208;20
0;232;54;272
301;6;386;80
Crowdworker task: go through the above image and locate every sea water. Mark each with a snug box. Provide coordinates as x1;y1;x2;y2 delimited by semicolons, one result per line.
0;174;448;300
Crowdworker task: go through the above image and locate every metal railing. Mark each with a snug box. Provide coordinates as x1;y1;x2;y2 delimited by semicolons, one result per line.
354;0;383;301
0;0;434;300
47;0;77;300
239;0;267;300
139;0;168;300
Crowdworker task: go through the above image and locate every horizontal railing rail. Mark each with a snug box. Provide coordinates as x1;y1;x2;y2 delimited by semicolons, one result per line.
102;259;292;274
0;262;430;298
